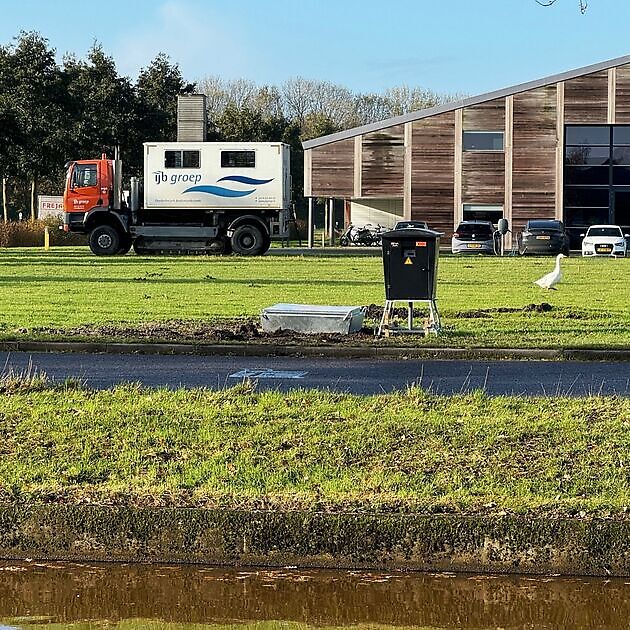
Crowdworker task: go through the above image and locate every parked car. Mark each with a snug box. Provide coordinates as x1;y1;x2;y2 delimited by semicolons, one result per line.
451;221;496;255
394;220;429;230
517;219;570;256
581;225;629;257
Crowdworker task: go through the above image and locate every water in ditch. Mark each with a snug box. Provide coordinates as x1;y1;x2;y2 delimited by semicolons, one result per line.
1;560;629;629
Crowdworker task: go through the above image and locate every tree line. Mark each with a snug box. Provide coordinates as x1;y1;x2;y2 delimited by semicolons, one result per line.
0;31;460;220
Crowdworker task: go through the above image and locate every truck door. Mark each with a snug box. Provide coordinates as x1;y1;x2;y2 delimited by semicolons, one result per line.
66;162;100;214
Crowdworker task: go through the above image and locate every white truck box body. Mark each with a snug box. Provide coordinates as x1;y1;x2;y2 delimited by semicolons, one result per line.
143;142;290;211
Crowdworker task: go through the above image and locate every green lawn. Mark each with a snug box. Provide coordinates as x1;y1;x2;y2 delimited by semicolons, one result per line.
1;382;629;516
2;246;630;348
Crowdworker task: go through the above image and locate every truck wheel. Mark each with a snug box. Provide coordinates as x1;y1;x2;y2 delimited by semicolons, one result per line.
89;225;121;256
231;224;266;256
118;236;132;255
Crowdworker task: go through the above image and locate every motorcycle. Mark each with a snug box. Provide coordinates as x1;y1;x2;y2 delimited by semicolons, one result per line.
339;223;387;247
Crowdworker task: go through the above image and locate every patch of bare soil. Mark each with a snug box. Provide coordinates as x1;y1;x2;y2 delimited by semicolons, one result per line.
454;303;553;318
33;318;376;345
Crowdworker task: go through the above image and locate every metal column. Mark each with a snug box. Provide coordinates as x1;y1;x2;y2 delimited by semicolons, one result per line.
328;198;335;246
307;197;314;249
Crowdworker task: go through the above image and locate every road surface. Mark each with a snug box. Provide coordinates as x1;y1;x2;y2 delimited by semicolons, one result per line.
1;351;629;396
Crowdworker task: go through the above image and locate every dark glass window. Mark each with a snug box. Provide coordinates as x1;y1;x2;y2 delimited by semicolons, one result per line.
615;191;630;226
165;151;182;168
164;150;200;168
613;167;630;186
73;164;97;188
565;146;610;165
462;131;503;151
183;151;200;168
221;150;256;168
564;166;609;186
613;147;630;165
462;205;503;223
564;188;610;207
564;207;610;227
614;127;630;145
565;126;610;146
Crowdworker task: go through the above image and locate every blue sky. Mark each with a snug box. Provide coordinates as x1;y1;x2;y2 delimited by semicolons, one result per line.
1;0;629;97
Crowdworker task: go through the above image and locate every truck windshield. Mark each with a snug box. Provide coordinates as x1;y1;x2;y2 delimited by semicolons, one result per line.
73;164;97;188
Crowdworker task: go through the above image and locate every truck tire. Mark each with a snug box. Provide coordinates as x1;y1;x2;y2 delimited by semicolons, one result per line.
118;236;132;255
89;225;121;256
231;224;266;256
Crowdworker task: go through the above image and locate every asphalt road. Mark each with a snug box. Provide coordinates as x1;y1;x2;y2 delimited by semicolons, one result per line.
2;351;630;396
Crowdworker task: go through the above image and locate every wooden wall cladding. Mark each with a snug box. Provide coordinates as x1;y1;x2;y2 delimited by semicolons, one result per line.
564;70;608;124
411;112;455;234
511;86;557;230
462;98;505;130
361;125;404;197
616;64;630;123
310;139;354;198
462;152;505;205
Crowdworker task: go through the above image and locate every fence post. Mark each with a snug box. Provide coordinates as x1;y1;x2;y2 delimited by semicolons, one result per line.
44;226;50;251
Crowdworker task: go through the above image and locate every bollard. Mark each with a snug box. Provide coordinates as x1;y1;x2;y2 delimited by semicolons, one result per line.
44;227;50;251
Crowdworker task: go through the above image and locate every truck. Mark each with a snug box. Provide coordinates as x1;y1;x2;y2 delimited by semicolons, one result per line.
63;141;291;256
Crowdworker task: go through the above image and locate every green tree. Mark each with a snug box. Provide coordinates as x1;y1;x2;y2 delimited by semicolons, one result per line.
5;32;68;218
135;53;195;143
64;44;138;172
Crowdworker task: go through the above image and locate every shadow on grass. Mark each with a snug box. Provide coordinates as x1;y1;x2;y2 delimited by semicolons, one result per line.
0;275;383;288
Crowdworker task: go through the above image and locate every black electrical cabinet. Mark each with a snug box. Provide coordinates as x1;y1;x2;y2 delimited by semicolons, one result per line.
381;228;441;300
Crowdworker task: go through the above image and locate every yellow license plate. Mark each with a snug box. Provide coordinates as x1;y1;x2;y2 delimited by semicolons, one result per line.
467;243;482;249
536;235;551;240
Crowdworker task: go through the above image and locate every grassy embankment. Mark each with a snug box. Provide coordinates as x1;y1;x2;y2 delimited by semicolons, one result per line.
1;381;629;517
1;247;630;348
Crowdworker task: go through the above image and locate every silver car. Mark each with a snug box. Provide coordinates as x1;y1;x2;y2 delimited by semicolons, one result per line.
451;221;496;255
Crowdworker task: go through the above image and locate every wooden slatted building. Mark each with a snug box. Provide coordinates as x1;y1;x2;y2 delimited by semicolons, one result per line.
303;55;630;246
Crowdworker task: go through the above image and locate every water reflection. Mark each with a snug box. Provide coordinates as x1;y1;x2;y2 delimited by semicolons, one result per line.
1;560;630;629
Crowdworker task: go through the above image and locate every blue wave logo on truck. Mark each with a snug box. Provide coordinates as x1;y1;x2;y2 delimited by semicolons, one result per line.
184;175;274;198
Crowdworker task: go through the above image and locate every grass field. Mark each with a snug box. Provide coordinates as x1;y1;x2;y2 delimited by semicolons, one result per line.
2;246;630;348
1;381;629;516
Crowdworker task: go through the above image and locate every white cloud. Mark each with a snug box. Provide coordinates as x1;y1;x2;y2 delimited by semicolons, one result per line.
110;0;250;81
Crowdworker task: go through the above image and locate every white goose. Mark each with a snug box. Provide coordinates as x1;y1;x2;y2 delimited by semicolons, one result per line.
534;253;567;290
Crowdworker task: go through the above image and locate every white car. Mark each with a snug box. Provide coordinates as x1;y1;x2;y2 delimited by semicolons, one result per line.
581;225;628;257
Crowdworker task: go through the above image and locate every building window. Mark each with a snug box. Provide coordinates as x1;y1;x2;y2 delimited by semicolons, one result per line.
164;150;200;169
221;150;256;168
462;204;503;224
463;131;504;151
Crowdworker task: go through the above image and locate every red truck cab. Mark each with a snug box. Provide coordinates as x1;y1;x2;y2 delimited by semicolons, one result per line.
63;155;132;254
63;155;112;223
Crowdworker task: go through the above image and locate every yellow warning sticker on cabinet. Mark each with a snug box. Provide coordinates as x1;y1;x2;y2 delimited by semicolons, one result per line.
404;257;413;265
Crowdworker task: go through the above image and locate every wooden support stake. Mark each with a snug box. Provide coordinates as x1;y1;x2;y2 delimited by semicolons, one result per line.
2;177;7;222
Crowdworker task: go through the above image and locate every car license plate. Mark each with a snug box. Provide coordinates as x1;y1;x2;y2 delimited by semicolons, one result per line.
536;235;551;240
467;243;482;249
596;245;612;253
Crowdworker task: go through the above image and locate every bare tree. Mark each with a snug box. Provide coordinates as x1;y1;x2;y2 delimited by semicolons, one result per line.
536;0;588;13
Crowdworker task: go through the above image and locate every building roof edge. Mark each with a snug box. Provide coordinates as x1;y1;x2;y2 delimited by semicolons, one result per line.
302;54;630;150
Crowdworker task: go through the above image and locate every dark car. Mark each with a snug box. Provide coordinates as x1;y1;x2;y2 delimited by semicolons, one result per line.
517;219;569;256
451;221;496;254
394;220;429;230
